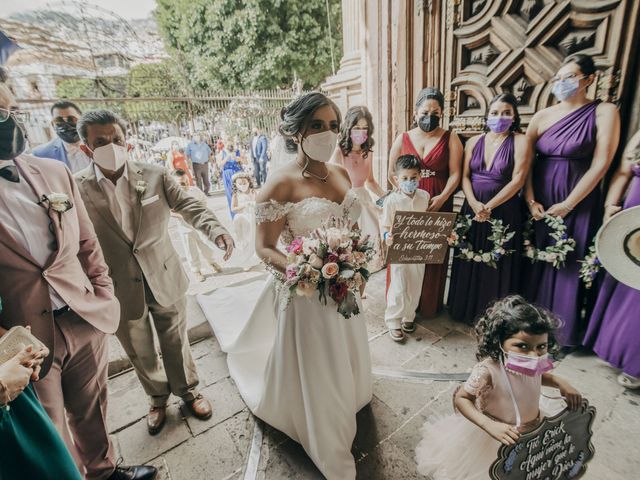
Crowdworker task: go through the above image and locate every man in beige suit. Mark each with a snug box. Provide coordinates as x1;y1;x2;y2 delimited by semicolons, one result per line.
0;84;156;479
74;110;234;435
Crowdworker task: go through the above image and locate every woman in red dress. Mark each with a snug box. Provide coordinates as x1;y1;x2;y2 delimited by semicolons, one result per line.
170;144;194;185
387;87;463;318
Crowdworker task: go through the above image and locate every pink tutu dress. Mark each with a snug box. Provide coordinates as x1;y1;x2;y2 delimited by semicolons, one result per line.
415;358;561;480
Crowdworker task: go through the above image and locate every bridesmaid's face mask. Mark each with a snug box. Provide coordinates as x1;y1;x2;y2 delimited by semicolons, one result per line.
551;75;585;101
350;129;368;145
418;114;440;133
501;348;554;377
486;116;513;134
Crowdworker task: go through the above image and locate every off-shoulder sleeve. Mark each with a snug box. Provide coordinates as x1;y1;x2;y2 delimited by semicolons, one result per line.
463;362;493;398
255;200;292;224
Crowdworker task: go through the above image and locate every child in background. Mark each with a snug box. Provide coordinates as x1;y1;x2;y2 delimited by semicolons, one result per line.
382;154;430;342
172;170;222;281
415;295;582;480
230;172;258;270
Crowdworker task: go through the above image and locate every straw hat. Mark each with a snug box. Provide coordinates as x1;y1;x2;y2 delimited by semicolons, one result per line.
595;205;640;290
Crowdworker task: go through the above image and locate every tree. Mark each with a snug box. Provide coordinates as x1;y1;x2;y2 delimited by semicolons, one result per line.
154;0;342;91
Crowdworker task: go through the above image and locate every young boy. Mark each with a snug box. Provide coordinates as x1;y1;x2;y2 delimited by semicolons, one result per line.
382;154;430;342
172;169;222;281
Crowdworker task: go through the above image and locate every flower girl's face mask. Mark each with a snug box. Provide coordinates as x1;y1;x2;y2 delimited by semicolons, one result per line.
501;333;554;377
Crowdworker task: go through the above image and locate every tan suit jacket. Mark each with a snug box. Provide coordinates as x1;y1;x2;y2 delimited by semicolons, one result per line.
75;161;228;321
0;154;120;376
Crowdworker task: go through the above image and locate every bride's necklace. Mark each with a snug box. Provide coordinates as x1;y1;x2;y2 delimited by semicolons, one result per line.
299;159;330;183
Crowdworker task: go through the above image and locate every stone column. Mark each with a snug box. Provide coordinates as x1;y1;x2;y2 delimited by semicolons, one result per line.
322;0;365;112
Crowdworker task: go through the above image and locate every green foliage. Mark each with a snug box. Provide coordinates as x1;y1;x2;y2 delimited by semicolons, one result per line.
154;0;342;90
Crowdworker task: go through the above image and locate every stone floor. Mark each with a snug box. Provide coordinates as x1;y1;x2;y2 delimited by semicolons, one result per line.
105;194;639;480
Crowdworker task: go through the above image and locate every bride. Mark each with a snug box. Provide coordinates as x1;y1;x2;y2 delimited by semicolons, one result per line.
201;92;373;479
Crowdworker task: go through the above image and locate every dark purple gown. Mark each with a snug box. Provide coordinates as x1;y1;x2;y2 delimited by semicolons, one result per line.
524;102;601;346
448;134;523;323
583;163;640;376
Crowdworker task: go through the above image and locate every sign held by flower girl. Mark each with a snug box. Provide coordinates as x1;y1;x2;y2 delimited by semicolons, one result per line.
489;399;596;480
387;211;456;264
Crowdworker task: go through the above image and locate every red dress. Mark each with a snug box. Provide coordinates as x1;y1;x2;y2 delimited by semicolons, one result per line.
172;150;194;185
387;131;452;318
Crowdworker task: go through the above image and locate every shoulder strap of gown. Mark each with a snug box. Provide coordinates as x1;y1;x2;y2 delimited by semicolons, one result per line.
255;200;292;224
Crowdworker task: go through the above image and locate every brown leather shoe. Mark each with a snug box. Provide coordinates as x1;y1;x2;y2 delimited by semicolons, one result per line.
185;394;212;420
147;406;167;435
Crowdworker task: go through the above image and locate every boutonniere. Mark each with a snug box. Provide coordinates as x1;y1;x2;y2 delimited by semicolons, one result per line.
135;180;148;198
39;192;73;230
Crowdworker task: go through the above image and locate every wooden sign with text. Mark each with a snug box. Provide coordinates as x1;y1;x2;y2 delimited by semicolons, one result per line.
489;400;596;480
387;211;456;264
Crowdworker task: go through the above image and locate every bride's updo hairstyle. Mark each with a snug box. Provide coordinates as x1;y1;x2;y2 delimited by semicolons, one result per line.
279;92;342;153
474;295;560;361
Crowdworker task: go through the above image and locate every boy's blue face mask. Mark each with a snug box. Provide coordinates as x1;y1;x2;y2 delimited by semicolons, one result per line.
400;179;419;194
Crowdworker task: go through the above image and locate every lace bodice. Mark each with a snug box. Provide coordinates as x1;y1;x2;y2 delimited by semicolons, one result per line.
255;190;361;244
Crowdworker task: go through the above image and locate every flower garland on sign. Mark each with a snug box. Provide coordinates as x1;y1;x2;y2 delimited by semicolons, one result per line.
523;214;576;269
578;244;601;289
447;214;515;269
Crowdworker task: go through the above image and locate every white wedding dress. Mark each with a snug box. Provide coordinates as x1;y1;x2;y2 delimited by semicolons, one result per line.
199;190;373;479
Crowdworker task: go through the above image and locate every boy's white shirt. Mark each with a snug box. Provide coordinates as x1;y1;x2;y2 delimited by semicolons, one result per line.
381;189;430;232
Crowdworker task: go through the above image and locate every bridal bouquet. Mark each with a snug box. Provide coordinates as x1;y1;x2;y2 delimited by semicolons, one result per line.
284;217;374;319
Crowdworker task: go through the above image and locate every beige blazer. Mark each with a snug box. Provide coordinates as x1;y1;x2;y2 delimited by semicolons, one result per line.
75;161;229;321
0;155;120;376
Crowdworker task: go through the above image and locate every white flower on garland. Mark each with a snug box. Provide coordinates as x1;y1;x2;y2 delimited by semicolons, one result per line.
579;244;602;289
522;214;576;269
448;214;515;269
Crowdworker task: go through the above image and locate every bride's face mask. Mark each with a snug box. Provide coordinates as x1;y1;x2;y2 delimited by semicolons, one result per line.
297;105;340;163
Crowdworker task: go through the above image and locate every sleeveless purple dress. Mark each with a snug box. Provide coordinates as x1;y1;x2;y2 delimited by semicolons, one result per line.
448;134;523;323
524;102;601;346
583;163;640;376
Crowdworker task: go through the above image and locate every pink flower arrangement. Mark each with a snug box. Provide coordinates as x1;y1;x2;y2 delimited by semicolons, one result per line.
283;217;374;319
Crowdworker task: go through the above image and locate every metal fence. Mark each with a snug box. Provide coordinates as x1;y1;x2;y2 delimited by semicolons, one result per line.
18;89;302;148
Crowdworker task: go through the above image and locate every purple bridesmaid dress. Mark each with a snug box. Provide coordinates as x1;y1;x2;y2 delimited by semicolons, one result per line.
448;134;523;323
524;102;601;346
583;163;640;376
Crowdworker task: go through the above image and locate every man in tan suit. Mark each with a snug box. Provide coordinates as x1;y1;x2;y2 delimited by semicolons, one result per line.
0;84;156;479
74;109;234;435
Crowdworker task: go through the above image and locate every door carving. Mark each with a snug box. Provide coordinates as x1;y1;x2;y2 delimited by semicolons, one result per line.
423;0;640;134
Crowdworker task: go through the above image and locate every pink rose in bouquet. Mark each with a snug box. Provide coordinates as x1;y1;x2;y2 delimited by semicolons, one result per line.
280;216;375;319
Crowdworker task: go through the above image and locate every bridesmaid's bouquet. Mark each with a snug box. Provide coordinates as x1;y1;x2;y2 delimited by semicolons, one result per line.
284;218;374;319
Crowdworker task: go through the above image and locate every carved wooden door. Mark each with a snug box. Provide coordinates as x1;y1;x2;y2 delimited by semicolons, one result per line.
434;0;640;135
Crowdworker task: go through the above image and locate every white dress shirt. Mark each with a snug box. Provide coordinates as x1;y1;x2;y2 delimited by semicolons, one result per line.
0;158;66;309
94;162;136;240
63;141;92;173
381;189;430;230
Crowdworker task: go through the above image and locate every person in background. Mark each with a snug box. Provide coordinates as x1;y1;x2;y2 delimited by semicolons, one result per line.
32;100;92;173
167;142;193;185
447;93;530;323
583;129;640;389
220;143;244;218
382;155;430;342
524;53;620;350
0;84;155;480
332;106;385;274
172;169;223;281
0;295;82;480
230;171;258;270
387;87;463;318
186;133;212;195
74;109;234;437
250;127;269;187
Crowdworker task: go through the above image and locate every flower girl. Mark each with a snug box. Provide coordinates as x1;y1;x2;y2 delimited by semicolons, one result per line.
230;172;258;269
415;295;582;479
